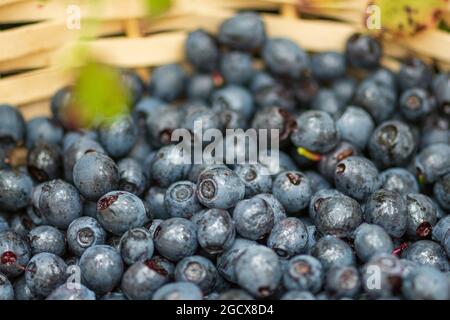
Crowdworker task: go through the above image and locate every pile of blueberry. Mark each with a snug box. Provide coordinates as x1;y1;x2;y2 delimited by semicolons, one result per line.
0;12;450;300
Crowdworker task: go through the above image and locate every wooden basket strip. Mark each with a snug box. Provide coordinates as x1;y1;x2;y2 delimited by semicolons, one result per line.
20;99;52;120
0;66;72;105
0;0;147;23
0;19;125;63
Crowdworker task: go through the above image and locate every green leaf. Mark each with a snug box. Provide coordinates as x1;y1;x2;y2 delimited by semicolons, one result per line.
71;62;131;128
146;0;172;16
371;0;447;36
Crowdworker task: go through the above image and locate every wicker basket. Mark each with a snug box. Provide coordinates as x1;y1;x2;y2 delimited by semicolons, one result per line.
1;0;450;120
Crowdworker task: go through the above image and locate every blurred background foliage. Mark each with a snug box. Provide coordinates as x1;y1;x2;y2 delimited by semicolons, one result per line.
71;0;172;127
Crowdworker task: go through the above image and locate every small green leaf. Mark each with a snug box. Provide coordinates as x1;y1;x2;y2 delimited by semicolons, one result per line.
371;0;447;36
71;62;131;128
146;0;172;16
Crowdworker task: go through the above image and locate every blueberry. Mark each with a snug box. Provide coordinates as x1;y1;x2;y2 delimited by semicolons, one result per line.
405;193;437;239
263;38;310;79
432;216;450;243
250;71;276;93
361;254;403;298
400;88;436;122
283;255;323;293
121;258;172;300
434;173;450;211
197;208;235;254
420;128;450;150
46;284;96;300
318;142;360;182
251;107;296;143
133;96;165;126
8;214;35;238
26;117;63;149
354;223;393;262
314;193;363;238
50;86;74;129
415;143;450;183
370;68;398;89
443;231;450;258
218;12;265;51
233;197;273;240
38;179;82;229
120;70;145;107
432;72;450;115
0;216;8;233
164;181;203;219
117;158;147;196
309;189;343;220
379;168;419;196
153;282;203;300
185;29;219;72
148;64;186;102
368;120;416;168
345;33;382;70
0;273;13;300
331;77;357;106
182;105;221;143
311;51;346;81
153;218;198;262
398;57;433;91
175;255;218;294
73;151;119;201
0;169;33;212
334;156;381;201
144;106;183;148
149;145;190;188
235;245;281;298
97;191;147;235
98;115;138;158
119;227;154;265
353;78;397;123
233;164;272;197
311;236;355;271
325;266;361;298
402;266;450;300
14;275;40;300
127;136;153;167
364;189;407;238
402;240;449;272
218;289;254;300
304;171;331;194
187;74;215;101
197;166;245;209
216;238;256;283
145;187;169;219
336;106;375;150
220;51;254;85
212;85;254;120
67;217;106;256
27;143;62;182
25;252;67;296
79;245;124;294
281;291;316;300
101;292;127;300
291;110;339;154
254;82;296;111
0;104;26;147
63;137;105;183
272;171;311;214
28;225;65;256
268;217;308;259
311;89;345;119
